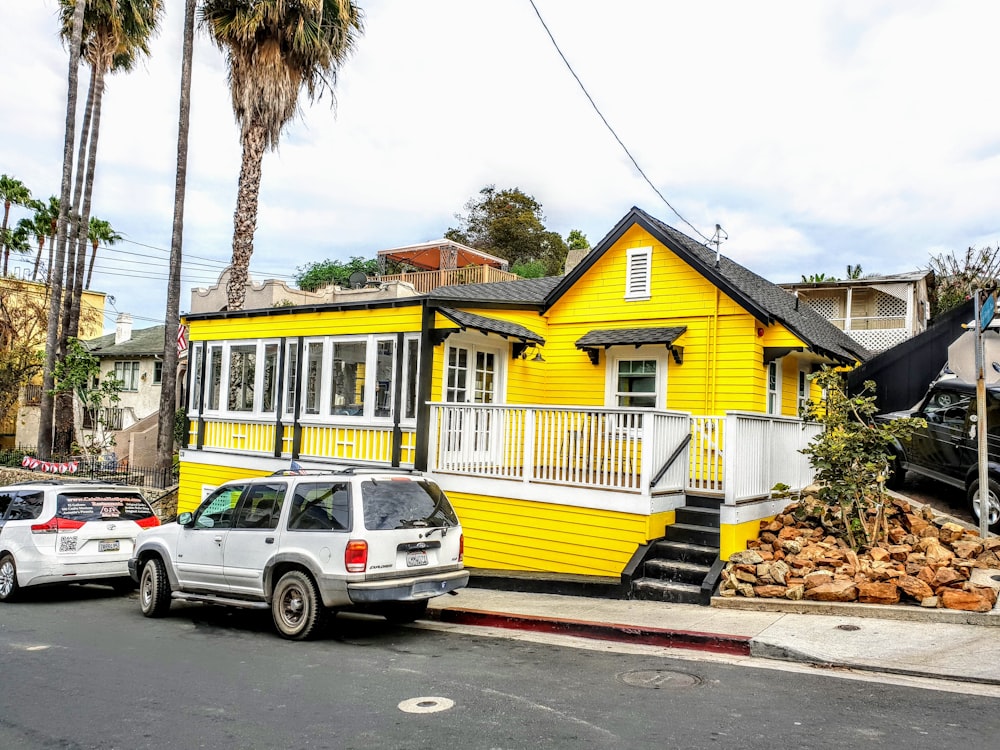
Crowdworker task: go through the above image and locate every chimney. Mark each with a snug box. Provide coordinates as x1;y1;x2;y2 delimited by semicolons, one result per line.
115;313;133;345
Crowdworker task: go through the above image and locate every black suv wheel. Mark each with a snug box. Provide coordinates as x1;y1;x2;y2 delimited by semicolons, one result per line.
968;478;1000;535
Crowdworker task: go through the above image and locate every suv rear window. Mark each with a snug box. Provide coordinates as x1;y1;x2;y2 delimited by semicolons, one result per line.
57;493;154;522
361;479;458;530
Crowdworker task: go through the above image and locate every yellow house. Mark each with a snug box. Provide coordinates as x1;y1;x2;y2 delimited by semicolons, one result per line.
179;208;866;602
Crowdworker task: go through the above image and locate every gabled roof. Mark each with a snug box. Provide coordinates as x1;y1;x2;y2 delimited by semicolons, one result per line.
426;276;561;307
547;207;869;364
84;325;167;358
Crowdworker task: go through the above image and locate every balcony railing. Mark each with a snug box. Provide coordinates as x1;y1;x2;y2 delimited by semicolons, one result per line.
378;265;520;294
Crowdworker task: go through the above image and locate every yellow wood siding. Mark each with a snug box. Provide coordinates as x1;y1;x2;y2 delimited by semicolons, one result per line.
448;491;673;576
178;461;274;515
188;305;424;342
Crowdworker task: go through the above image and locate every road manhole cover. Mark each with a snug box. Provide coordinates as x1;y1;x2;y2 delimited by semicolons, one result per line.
398;697;455;714
618;670;701;689
835;624;861;631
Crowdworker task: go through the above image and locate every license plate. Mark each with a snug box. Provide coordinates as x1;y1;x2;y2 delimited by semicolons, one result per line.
406;550;428;567
99;540;120;552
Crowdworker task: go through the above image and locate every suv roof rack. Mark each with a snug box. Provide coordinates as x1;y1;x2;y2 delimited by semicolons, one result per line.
269;466;419;477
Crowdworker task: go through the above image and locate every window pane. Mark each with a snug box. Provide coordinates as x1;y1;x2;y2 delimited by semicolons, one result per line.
304;342;324;415
616;360;657;408
375;339;394;418
228;344;256;411
284;343;298;415
153;361;163;384
288;482;350;531
206;346;222;410
331;341;366;415
404;338;419;420
262;344;279;413
189;345;203;412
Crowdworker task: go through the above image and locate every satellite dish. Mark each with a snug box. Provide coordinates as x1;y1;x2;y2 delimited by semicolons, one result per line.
348;271;368;289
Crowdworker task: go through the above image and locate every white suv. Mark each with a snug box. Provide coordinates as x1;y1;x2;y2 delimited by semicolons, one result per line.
129;469;468;639
0;481;160;601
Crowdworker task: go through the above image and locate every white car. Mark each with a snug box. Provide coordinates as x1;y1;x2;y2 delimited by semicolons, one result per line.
129;469;469;640
0;481;160;601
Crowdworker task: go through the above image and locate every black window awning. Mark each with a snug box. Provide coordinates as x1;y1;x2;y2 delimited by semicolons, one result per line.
575;326;687;365
435;307;545;345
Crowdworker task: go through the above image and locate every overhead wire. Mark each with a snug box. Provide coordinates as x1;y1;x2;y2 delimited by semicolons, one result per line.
526;0;715;246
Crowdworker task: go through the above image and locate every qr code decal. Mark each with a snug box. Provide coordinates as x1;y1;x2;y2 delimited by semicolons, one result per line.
59;536;78;552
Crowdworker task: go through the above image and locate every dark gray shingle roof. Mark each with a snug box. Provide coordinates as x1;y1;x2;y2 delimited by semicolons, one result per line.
426;276;561;305
439;308;544;343
575;327;687;349
84;325;167;358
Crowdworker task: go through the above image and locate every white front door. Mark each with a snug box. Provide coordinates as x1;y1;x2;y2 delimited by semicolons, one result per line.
443;342;501;461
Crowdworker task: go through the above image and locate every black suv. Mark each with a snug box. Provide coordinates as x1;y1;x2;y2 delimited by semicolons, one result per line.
881;378;1000;533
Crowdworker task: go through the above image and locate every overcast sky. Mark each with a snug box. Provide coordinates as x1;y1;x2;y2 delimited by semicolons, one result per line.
4;1;1000;334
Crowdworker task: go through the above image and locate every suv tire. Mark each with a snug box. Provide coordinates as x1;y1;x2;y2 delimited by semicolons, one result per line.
968;478;1000;535
0;554;19;602
272;570;325;640
139;557;172;617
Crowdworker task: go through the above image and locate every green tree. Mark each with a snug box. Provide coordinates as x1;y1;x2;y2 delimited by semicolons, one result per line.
0;281;47;431
799;368;924;549
926;245;1000;317
566;229;589;250
0;174;33;276
801;272;834;283
201;0;365;311
84;216;122;289
296;256;379;291
846;264;863;279
157;0;196;473
445;185;568;276
52;338;123;458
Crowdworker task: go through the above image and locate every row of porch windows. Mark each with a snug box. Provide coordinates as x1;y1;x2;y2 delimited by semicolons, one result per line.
189;336;420;422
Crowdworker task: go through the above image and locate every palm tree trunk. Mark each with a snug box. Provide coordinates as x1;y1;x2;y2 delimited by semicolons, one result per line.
85;239;98;289
227;123;267;311
32;235;44;280
157;0;196;472
1;201;11;275
39;0;85;460
69;62;107;340
46;218;57;281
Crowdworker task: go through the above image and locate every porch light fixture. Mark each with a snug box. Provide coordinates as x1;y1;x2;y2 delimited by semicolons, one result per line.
513;342;545;361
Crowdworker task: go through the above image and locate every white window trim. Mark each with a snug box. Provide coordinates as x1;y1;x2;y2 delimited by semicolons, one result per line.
441;332;507;405
625;246;652;301
603;345;669;410
767;359;782;415
401;334;421;426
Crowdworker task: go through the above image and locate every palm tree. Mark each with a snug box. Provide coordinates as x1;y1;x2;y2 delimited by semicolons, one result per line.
0;174;32;276
157;0;196;472
200;0;364;310
84;216;122;289
30;197;60;281
39;0;85;460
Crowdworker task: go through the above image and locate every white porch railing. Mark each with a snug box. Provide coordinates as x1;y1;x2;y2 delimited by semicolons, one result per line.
721;411;821;504
428;404;692;495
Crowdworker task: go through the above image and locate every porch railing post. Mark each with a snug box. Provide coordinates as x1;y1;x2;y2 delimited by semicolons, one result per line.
427;405;439;473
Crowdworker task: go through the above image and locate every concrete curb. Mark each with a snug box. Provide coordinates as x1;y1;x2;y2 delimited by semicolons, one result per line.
711;595;1000;626
426;605;752;656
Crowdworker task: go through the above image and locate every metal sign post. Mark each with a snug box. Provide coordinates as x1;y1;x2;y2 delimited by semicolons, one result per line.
975;291;994;540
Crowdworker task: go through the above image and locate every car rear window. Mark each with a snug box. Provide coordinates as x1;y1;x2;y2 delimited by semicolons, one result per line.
361;479;458;531
57;493;154;522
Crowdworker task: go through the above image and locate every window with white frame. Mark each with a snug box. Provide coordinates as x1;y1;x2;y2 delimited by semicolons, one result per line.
153;361;163;385
188;344;203;412
444;339;502;404
205;345;223;410
228;344;256;412
797;368;809;416
605;348;668;409
261;343;279;413
330;340;366;416
625;247;652;300
283;341;298;416
403;336;420;421
302;340;324;416
113;361;140;392
767;360;780;414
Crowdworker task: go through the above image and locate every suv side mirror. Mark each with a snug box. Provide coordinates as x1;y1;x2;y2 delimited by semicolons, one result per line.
178;512;194;527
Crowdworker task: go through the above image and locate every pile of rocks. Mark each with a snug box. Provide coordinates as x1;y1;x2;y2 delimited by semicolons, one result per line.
719;494;1000;612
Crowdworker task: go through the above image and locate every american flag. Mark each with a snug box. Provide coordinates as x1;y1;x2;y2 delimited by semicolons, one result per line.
177;323;188;354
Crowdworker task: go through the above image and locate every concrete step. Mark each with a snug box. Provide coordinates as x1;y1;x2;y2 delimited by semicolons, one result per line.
631;578;703;605
644;558;711;586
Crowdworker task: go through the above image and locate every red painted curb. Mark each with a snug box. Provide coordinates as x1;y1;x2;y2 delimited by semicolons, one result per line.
428;607;752;656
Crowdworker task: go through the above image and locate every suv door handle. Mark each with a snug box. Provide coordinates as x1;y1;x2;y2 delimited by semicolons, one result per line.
214;536;223;544
265;537;275;544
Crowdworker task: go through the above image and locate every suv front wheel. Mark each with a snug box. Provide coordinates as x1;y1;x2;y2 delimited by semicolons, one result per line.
968;478;1000;535
139;557;172;617
272;570;325;640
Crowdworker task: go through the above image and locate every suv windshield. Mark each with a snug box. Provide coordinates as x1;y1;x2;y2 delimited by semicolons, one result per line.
57;493;154;522
361;479;458;530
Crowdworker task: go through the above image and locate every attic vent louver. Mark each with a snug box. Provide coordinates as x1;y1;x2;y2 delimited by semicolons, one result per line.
625;247;652;300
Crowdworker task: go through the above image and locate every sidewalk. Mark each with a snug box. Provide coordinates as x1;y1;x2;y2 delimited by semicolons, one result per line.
426;585;1000;685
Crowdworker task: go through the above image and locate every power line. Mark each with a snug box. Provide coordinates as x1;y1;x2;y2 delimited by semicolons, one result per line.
527;0;714;245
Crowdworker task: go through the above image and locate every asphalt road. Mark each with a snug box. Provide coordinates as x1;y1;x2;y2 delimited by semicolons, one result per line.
1;586;999;749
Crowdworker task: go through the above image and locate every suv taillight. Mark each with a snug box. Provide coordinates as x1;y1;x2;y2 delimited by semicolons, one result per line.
135;516;160;528
459;533;464;563
31;517;85;534
345;540;368;573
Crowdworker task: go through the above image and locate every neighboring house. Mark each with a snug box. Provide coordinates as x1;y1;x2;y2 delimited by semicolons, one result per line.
81;314;186;465
178;207;868;588
780;271;934;354
5;277;106;448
